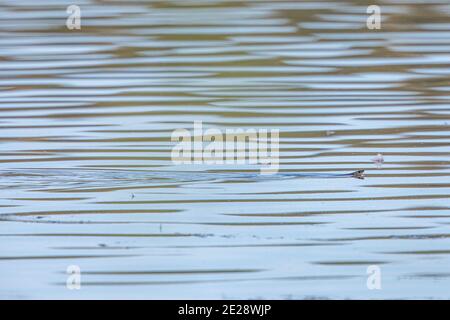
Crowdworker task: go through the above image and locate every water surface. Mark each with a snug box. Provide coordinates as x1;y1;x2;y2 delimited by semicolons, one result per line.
0;0;450;299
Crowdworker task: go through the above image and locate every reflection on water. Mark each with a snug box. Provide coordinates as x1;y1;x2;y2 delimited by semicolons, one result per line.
0;0;450;299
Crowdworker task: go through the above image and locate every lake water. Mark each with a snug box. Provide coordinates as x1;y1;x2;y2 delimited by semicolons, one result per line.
0;0;449;299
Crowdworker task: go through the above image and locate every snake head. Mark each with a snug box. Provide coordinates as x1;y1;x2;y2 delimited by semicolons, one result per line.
352;170;365;179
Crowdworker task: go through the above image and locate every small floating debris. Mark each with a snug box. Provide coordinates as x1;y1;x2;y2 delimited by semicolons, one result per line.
326;130;335;136
372;153;384;168
221;234;235;239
